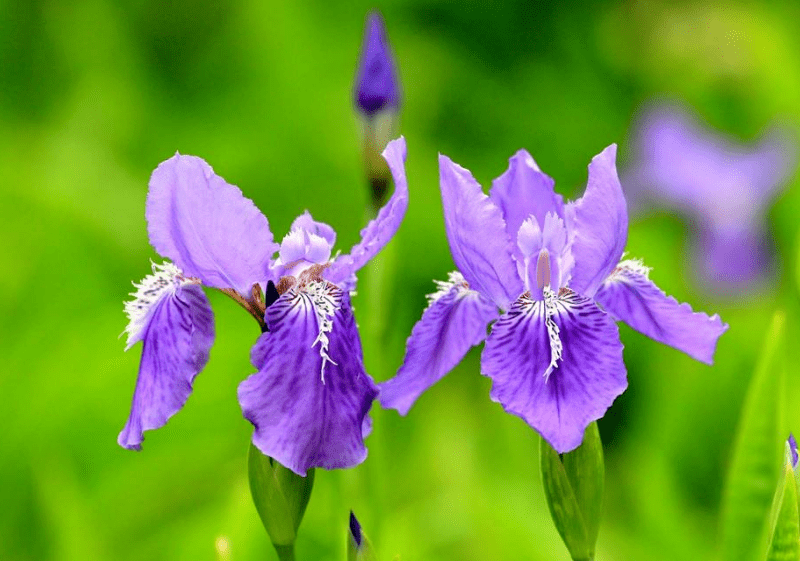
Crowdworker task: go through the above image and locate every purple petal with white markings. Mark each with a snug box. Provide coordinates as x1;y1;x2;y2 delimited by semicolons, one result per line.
238;287;378;476
118;281;215;450
380;277;498;415
146;154;278;295
482;290;626;453
438;154;523;309
565;145;628;297
326;137;408;285
594;261;728;364
490;149;563;238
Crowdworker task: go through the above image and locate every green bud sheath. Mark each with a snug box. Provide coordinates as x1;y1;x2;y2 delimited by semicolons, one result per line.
248;444;314;558
540;422;604;561
348;511;378;561
765;443;800;560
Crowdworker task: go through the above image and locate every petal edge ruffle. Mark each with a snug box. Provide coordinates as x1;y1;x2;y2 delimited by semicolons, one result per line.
481;290;626;453
380;273;498;415
238;286;378;476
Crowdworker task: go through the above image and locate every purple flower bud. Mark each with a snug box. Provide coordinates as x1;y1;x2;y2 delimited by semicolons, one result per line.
354;11;401;116
789;433;798;469
349;511;362;547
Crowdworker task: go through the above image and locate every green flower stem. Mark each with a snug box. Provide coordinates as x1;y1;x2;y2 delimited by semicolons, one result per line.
273;544;295;561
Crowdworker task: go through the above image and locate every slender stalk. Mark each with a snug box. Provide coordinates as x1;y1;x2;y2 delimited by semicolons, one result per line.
273;544;295;561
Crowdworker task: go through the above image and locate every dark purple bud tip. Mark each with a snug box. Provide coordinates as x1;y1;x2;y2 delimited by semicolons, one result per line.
354;11;401;116
789;433;798;468
264;280;280;308
349;510;362;547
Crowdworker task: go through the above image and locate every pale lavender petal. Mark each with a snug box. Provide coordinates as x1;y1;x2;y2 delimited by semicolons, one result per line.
118;267;215;450
238;287;378;476
594;261;728;364
789;434;798;469
565;145;628;297
146;154;278;295
380;274;498;415
291;211;337;247
277;228;333;268
627;103;797;228
693;226;773;291
481;290;626;453
325;137;408;285
437;153;523;309
489;149;563;238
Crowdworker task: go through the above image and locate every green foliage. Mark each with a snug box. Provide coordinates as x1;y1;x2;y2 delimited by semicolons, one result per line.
721;312;787;561
541;422;604;561
3;1;800;559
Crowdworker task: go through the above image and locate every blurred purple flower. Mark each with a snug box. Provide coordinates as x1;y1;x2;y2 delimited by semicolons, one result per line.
624;102;797;292
380;145;727;453
119;137;408;475
354;11;401;116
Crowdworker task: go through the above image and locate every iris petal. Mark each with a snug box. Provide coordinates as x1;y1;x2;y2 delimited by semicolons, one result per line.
594;260;728;364
238;287;378;476
119;277;215;450
482;290;626;453
565;145;628;297
380;274;498;415
438;153;523;309
146;154;278;295
489;149;564;238
326;137;409;285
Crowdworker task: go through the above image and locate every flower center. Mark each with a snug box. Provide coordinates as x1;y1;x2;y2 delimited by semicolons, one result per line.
536;250;551;291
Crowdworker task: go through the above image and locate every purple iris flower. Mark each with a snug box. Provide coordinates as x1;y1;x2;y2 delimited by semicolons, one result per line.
624;102;797;292
354;11;401;116
119;137;408;475
380;145;728;453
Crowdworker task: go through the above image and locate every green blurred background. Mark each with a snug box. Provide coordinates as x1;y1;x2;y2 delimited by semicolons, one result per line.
3;0;800;559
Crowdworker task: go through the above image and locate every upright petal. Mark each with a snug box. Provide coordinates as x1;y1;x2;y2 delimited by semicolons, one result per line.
291;211;337;247
482;290;626;453
326;137;409;285
380;272;498;415
146;154;279;295
438;153;523;309
594;260;728;364
119;263;215;450
490;149;563;238
238;286;379;476
565;145;628;297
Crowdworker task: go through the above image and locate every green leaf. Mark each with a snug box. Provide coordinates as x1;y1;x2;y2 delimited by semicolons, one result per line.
540;422;604;561
721;312;786;561
247;444;314;552
765;449;800;561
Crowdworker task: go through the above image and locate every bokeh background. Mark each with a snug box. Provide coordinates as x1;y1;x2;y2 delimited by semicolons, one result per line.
3;0;800;559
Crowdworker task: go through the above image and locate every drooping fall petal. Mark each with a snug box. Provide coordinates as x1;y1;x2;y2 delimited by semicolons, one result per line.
239;286;378;476
482;290;626;453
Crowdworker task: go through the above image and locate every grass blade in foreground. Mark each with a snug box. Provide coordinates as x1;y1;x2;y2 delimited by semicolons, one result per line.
720;312;786;561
